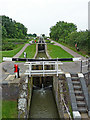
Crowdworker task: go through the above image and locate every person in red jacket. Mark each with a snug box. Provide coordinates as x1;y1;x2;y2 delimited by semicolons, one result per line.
75;43;77;49
75;43;79;51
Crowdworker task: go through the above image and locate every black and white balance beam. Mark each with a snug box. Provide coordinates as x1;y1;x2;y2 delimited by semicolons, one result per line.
3;57;81;62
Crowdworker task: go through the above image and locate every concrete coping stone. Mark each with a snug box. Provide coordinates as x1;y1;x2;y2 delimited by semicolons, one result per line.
73;111;81;119
65;73;71;78
78;73;84;78
5;75;15;81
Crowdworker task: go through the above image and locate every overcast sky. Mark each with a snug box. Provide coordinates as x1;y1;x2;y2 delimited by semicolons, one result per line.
0;0;89;36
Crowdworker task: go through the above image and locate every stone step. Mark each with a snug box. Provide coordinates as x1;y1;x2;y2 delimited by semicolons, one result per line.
72;81;80;85
73;85;81;90
81;113;89;119
71;74;78;77
78;107;87;113
76;96;84;101
74;90;83;95
77;101;86;107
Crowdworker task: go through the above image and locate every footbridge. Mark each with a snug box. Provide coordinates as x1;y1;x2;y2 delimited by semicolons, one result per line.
3;57;81;77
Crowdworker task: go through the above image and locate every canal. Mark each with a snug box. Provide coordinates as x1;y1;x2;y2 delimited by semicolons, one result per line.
30;88;59;118
36;52;48;58
29;41;59;119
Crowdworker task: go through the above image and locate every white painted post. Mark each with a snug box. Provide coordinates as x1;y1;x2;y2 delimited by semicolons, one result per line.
24;52;26;58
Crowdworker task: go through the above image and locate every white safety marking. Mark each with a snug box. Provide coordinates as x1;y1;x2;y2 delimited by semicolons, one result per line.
73;111;81;119
73;57;81;61
3;57;12;61
78;73;84;78
65;73;71;78
25;79;28;83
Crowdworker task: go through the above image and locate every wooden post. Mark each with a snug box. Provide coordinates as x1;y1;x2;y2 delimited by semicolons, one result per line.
88;59;90;85
43;61;44;76
80;60;82;73
29;63;31;77
40;77;42;87
57;58;58;76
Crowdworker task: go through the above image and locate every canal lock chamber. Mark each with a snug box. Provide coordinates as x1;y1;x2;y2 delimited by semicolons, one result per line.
28;39;60;119
29;76;59;119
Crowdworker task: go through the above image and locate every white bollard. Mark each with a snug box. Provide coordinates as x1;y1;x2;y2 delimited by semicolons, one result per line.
24;52;27;58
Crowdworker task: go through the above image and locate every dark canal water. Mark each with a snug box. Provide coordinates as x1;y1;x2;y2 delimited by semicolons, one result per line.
36;52;48;58
29;88;59;118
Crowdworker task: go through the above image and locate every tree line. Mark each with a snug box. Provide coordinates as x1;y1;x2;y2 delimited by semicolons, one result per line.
27;33;37;37
2;15;27;39
50;21;89;55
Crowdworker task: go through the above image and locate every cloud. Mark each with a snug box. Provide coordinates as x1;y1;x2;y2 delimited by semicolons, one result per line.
0;0;89;36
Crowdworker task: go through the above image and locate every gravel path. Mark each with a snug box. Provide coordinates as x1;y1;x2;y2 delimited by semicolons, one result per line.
13;43;30;58
52;40;85;60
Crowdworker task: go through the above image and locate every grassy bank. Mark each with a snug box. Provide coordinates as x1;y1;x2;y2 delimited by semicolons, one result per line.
2;44;24;57
58;42;87;57
19;44;36;58
0;44;24;62
51;40;89;57
47;44;73;58
2;100;17;118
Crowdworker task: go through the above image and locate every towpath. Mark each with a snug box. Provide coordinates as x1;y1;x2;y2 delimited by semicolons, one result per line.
52;40;85;60
13;43;30;58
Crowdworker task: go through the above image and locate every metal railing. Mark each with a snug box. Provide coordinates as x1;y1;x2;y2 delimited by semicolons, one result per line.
80;57;90;73
25;61;63;76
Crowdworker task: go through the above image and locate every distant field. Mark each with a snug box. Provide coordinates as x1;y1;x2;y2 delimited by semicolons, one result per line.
19;44;36;58
2;38;28;51
2;100;17;118
3;38;28;43
47;44;73;58
2;44;24;57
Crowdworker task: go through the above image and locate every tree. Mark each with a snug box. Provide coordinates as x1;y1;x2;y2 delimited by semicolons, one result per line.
42;34;45;37
50;21;77;41
2;15;27;39
2;26;7;38
33;33;37;37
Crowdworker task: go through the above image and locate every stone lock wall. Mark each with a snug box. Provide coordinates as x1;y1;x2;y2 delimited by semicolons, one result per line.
18;76;33;118
53;75;64;118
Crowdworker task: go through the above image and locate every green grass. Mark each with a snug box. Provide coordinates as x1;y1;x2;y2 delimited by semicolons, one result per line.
56;41;88;57
0;44;24;62
47;44;73;58
2;44;24;57
19;44;36;58
3;38;28;43
2;100;17;118
45;40;51;43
